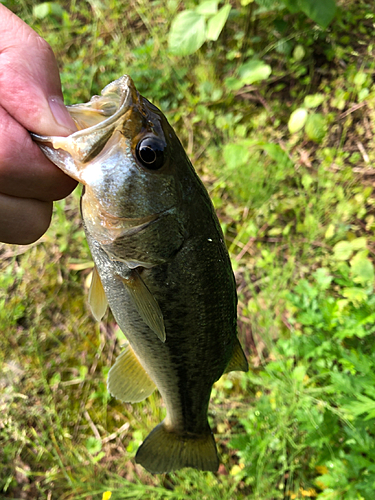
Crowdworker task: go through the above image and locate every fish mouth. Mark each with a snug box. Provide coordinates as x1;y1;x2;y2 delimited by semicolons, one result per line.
31;75;141;166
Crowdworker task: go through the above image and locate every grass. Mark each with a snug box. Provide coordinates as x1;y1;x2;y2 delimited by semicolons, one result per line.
1;0;375;498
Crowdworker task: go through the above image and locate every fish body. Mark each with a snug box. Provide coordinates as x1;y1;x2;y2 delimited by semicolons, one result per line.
32;76;248;474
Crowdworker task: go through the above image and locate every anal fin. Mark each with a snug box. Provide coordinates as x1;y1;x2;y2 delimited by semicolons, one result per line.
135;421;219;474
118;269;166;342
107;343;156;403
88;266;108;321
225;338;248;373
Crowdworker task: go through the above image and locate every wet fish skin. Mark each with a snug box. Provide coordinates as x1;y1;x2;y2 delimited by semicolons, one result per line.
31;76;248;474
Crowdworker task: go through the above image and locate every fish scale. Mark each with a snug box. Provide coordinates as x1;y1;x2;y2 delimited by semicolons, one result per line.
31;75;248;474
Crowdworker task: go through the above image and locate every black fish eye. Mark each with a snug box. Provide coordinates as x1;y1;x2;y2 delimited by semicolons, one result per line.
135;137;166;170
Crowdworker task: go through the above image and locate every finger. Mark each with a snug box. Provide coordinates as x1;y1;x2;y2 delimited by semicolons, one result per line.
0;5;76;135
0;193;53;245
0;105;77;201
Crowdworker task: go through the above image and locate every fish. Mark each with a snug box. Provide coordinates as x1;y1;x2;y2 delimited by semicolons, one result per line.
31;75;248;474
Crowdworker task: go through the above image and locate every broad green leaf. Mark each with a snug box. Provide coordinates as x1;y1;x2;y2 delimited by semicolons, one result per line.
305;113;326;142
354;72;367;87
293;44;305;61
282;0;300;14
333;241;353;261
292;365;306;382
168;11;206;56
288;108;308;134
349;237;367;251
313;268;332;290
325;224;335;239
225;76;243;91
283;0;336;28
299;0;336;29
206;4;231;41
301;173;313;190
223;143;251;170
350;251;374;285
358;88;369;101
196;0;218;15
238;60;272;85
85;437;102;455
261;143;293;169
342;287;368;305
33;2;65;18
304;93;325;109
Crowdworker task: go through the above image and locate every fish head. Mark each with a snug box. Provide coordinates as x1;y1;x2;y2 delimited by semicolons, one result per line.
32;76;193;244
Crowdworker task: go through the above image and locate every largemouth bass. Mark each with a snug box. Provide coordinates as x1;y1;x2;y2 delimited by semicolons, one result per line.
32;75;248;474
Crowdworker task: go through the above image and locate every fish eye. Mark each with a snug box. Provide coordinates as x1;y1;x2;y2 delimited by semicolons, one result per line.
135;137;166;170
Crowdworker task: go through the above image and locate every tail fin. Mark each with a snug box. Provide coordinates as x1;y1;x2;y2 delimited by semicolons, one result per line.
135;421;219;474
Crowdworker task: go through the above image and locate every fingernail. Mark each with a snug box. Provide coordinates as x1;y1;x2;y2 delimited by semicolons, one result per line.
49;96;77;133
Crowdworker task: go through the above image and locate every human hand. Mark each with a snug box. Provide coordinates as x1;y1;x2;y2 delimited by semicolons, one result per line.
0;5;77;245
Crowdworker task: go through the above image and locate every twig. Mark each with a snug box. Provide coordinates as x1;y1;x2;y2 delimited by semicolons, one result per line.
102;422;130;444
236;237;256;261
0;239;45;260
339;101;367;119
356;141;370;163
352;167;375;175
84;410;101;441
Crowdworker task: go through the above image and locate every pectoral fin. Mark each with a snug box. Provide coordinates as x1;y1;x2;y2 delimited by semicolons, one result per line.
88;266;108;321
224;338;248;373
107;343;156;403
118;270;166;342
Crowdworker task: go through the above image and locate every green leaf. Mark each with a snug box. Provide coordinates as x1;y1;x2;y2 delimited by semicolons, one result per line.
206;4;231;41
350;237;367;251
168;11;206;56
305;113;326;142
238;60;272;85
293;44;305;61
350;251;374;285
288;108;308;134
333;241;353;261
261;143;293;169
343;394;375;419
299;0;336;28
225;76;243;91
282;0;300;14
313;268;333;290
85;437;102;455
292;365;306;382
353;72;367;88
283;0;336;28
196;0;218;15
304;93;325;109
342;287;368;305
33;2;65;18
223;143;251;170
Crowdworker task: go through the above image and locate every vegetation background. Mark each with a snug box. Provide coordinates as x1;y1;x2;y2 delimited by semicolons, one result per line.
1;0;375;498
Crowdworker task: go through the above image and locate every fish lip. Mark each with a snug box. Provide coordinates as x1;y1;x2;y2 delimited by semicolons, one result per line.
31;75;135;144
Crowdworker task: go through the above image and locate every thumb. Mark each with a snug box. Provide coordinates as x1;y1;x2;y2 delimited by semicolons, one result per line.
0;5;76;136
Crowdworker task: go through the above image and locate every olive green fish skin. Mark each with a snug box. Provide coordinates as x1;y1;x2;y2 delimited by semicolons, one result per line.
31;76;247;473
83;115;238;434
